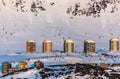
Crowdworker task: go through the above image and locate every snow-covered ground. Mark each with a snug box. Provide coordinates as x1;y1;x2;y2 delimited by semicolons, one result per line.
1;52;120;70
1;69;42;79
0;52;120;78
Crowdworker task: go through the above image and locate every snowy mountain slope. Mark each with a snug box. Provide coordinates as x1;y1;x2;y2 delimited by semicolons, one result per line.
0;0;120;54
67;0;120;17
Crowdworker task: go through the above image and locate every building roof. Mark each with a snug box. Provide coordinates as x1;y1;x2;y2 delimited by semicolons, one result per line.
85;39;95;43
65;39;74;43
19;61;27;64
110;38;119;41
2;62;11;64
44;40;52;42
27;40;36;42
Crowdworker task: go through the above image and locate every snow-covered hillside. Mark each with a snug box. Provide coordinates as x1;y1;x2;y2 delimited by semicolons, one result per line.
0;0;120;54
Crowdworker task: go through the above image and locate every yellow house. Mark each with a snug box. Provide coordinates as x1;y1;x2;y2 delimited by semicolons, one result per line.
18;61;28;70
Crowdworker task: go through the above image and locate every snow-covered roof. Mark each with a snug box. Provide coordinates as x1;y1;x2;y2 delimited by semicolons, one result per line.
27;40;36;43
110;38;119;41
43;40;52;43
65;39;74;43
85;39;95;43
